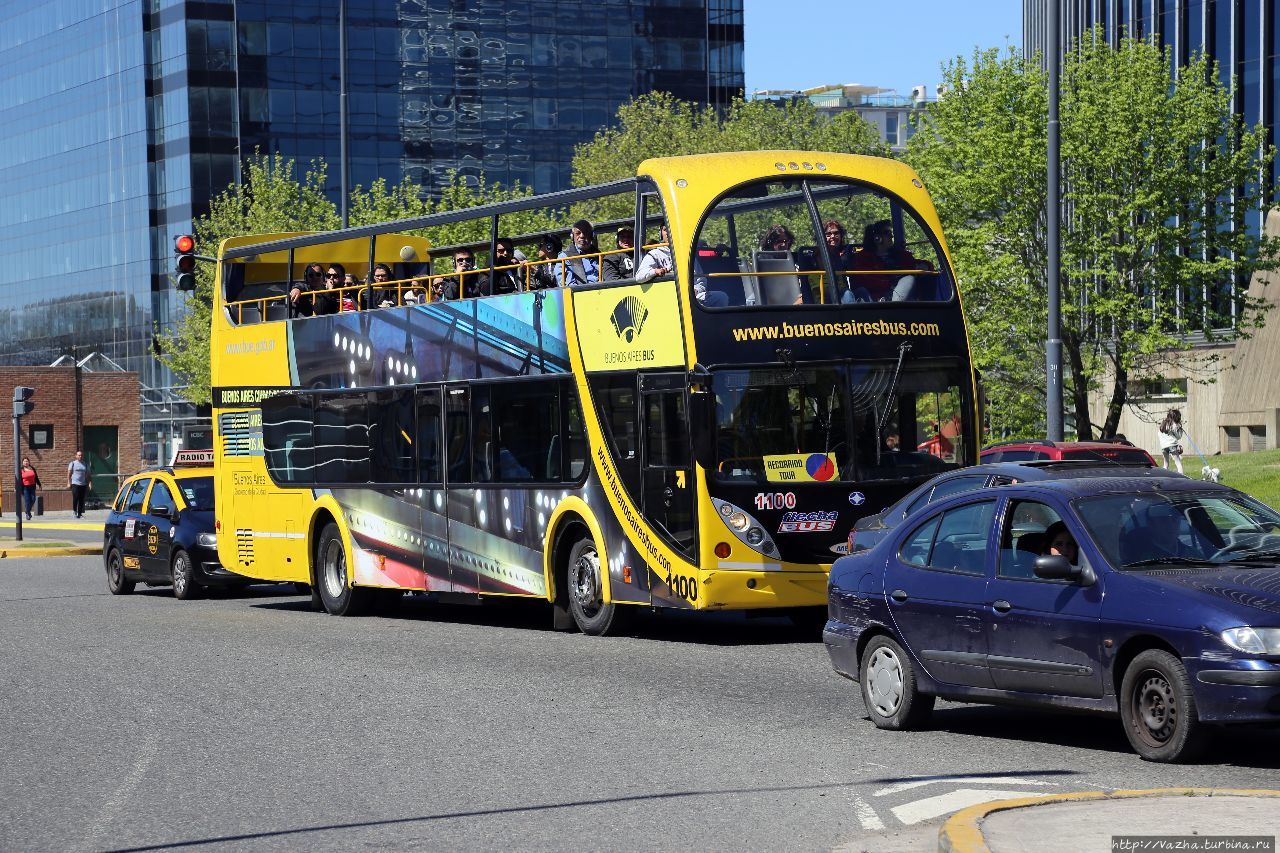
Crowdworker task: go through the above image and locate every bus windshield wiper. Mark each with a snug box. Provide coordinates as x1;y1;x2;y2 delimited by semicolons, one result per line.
876;341;912;437
1122;557;1219;569
1224;549;1280;564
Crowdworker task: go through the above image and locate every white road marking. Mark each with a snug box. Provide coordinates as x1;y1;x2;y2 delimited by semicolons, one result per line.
873;775;1059;797
890;788;1046;825
76;738;160;852
851;795;885;831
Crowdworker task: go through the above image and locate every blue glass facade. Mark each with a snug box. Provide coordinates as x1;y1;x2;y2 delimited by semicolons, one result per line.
0;0;743;463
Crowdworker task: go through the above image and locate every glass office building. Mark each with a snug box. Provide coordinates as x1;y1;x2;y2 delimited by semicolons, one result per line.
1023;0;1277;233
0;0;744;464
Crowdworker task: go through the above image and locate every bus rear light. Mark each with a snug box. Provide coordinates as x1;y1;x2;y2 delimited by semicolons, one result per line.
714;542;732;559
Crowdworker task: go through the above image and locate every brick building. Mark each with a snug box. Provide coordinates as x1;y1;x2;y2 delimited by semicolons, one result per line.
1;366;141;514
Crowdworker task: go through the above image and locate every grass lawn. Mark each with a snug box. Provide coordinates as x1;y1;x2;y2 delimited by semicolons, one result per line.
1199;448;1280;508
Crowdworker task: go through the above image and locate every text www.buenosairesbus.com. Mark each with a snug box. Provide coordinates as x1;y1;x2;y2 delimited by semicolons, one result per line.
731;319;943;341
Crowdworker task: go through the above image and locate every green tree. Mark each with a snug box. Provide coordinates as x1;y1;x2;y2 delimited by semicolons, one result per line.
572;92;889;188
909;36;1278;438
158;152;338;404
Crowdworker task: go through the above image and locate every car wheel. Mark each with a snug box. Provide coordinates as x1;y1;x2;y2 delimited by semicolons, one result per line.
315;522;369;616
566;536;625;636
1120;649;1208;763
860;634;934;730
105;548;135;595
171;550;201;600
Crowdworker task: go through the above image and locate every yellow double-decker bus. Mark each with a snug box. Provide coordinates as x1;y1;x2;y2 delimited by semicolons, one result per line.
210;151;978;634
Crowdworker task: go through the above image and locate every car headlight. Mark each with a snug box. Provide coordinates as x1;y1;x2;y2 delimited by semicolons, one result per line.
1220;626;1280;655
196;532;218;548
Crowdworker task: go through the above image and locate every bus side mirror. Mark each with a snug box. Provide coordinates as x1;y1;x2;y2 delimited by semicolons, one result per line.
689;389;714;470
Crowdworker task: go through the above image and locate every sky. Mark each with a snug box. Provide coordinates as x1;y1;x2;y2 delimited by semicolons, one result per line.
743;0;1023;97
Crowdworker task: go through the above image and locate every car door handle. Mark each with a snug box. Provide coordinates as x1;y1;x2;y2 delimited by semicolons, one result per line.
890;589;908;603
992;599;1012;613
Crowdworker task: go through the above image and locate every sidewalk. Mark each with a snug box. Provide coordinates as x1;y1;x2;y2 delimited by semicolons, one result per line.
0;507;108;529
940;788;1280;853
0;508;106;556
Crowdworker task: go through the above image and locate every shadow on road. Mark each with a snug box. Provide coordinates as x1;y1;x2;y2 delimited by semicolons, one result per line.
250;592;825;645
913;704;1280;769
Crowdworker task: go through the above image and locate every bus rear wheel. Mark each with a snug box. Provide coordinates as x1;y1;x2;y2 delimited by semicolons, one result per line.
566;537;624;636
315;522;369;616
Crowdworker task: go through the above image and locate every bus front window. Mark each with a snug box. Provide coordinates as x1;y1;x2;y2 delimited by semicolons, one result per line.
692;179;953;308
712;362;969;483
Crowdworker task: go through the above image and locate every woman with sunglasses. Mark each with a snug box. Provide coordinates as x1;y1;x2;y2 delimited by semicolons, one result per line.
287;263;325;317
311;264;345;315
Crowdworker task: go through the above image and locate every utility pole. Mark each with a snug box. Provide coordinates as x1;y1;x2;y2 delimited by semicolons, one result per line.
338;0;349;229
1045;0;1064;441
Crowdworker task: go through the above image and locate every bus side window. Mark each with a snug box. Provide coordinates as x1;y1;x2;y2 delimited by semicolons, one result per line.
262;393;314;485
565;385;587;480
369;388;415;485
416;388;442;485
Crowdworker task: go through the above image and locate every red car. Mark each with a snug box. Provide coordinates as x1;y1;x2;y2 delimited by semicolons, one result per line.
980;439;1158;467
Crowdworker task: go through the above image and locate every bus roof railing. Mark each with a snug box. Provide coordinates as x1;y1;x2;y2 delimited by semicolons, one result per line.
222;177;647;260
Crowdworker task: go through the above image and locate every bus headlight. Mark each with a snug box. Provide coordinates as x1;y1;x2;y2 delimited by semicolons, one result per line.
197;532;217;548
746;527;764;545
727;512;749;531
710;498;778;558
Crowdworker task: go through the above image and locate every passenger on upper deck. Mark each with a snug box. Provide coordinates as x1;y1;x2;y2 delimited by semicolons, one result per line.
440;249;491;300
312;264;345;316
848;220;933;302
602;227;635;282
288;263;325;317
555;220;600;287
341;272;360;312
823;220;855;270
491;238;523;295
529;235;562;290
636;224;673;283
761;224;795;254
361;263;397;309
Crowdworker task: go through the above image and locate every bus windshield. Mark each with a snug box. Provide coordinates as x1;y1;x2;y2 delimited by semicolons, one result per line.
691;178;952;308
712;361;967;483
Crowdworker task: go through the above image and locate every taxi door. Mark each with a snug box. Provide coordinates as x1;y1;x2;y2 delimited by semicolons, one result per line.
118;477;153;578
139;478;178;579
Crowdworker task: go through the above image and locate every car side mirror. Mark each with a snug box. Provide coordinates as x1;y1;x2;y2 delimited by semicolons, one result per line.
1034;554;1096;586
152;505;171;519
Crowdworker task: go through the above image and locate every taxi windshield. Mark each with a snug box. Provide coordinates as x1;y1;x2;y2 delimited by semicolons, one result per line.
179;476;214;511
691;178;953;308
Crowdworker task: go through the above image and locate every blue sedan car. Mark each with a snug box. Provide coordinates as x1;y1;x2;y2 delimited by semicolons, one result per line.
824;475;1280;762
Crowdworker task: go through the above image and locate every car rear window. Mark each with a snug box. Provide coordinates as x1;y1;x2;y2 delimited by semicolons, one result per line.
1061;449;1150;465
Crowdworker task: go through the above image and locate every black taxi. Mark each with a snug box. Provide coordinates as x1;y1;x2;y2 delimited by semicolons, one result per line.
102;453;244;599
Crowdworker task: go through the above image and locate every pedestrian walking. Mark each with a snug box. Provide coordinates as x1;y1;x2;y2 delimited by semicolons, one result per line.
1157;408;1185;474
19;457;41;520
67;450;91;518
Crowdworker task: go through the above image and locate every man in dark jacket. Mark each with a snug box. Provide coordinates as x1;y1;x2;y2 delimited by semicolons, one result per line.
439;249;490;300
602;227;636;282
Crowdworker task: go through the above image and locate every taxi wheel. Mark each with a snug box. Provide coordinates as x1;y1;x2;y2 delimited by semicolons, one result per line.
105;548;135;595
1120;649;1209;763
315;522;369;616
565;536;625;636
171;550;201;600
860;634;934;730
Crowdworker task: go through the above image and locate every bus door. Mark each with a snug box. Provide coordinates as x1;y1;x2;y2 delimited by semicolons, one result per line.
640;373;696;560
415;386;452;593
442;384;479;594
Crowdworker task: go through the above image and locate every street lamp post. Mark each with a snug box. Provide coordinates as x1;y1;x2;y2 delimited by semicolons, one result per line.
1045;0;1064;441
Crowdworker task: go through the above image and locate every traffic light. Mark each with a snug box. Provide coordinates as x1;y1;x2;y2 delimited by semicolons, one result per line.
12;386;34;417
174;234;197;291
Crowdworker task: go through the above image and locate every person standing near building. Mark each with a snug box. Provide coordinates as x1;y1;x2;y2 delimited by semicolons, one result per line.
1158;408;1186;474
67;450;91;518
20;457;41;520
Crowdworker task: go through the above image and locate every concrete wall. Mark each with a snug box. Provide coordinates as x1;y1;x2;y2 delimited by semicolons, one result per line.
0;366;141;513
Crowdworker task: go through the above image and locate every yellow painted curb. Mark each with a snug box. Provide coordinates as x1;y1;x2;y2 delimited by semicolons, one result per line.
938;787;1280;853
0;521;104;531
0;546;100;559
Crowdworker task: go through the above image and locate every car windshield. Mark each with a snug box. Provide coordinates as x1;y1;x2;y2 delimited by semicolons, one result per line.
1074;490;1280;568
179;477;214;511
712;361;967;483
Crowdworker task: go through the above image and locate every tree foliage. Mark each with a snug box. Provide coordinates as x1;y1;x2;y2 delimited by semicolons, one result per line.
909;36;1278;438
572;92;890;188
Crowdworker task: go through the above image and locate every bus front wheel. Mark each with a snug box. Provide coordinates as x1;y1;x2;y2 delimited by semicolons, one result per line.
566;537;624;636
315;522;369;616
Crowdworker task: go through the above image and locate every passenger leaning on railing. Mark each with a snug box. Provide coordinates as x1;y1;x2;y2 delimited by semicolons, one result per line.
554;220;600;286
602;227;635;281
440;249;491;300
288;262;324;317
312;264;344;315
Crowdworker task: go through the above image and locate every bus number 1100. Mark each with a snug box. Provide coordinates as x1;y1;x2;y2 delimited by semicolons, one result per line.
754;492;797;511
